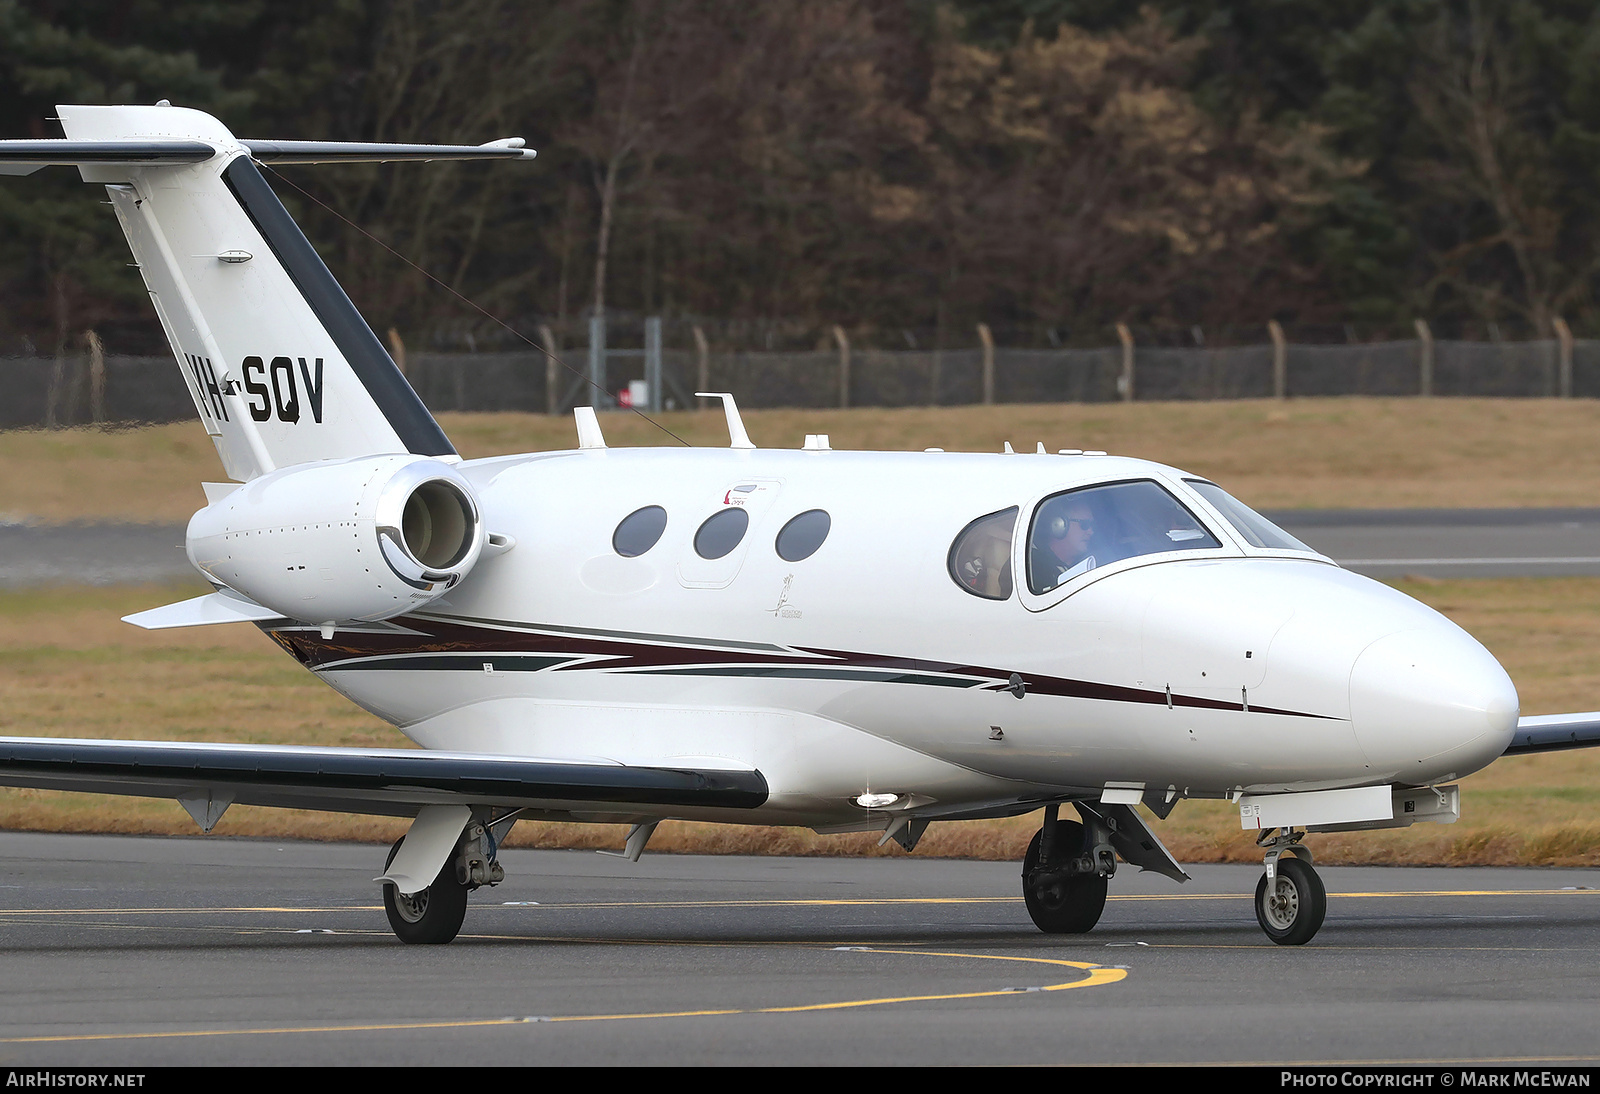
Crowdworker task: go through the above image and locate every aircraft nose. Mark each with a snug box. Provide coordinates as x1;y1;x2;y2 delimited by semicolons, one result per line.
1347;627;1518;781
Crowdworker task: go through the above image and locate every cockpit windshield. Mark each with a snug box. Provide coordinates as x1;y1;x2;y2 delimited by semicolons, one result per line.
1185;480;1315;553
1027;480;1220;594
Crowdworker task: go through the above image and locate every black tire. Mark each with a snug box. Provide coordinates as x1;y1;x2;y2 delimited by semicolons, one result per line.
1021;823;1108;934
1254;856;1326;946
382;836;469;945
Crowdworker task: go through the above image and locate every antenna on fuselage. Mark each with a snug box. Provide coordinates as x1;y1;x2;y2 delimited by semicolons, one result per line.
574;406;606;449
697;392;755;450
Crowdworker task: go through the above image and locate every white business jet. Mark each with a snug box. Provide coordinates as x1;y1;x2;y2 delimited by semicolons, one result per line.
0;104;1594;947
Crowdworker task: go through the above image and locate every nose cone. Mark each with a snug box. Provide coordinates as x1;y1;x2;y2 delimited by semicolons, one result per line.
1348;627;1519;782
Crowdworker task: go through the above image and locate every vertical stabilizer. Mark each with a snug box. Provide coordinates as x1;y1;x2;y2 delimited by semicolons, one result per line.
56;104;455;480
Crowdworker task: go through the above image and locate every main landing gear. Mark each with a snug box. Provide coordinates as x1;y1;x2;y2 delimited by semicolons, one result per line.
382;836;469;944
1254;828;1327;946
381;815;509;945
1021;804;1111;934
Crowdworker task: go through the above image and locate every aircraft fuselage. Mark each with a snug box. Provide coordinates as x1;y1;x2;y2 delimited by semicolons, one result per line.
260;445;1519;831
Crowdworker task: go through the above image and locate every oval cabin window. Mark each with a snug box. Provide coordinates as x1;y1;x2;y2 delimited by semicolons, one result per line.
694;507;750;560
775;510;831;562
612;505;668;558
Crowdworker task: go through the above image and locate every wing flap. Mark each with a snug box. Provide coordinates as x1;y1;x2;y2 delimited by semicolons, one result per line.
0;737;768;816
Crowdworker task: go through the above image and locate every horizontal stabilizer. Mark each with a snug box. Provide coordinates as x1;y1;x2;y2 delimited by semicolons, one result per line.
0;139;216;175
240;139;536;164
122;590;287;630
1504;713;1600;755
0;737;769;817
0;136;535;176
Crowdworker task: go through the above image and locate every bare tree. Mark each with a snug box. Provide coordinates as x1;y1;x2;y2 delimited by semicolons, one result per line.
1407;0;1588;333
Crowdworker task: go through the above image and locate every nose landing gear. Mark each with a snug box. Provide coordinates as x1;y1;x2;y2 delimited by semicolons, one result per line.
1254;829;1326;946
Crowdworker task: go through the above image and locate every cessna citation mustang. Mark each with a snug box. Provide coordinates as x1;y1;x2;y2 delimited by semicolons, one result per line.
1;104;1596;948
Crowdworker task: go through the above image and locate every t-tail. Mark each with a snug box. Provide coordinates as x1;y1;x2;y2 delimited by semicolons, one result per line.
0;104;535;480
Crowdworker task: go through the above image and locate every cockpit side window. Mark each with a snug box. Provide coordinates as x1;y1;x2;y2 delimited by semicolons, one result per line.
1027;481;1220;595
1185;480;1314;553
948;507;1019;600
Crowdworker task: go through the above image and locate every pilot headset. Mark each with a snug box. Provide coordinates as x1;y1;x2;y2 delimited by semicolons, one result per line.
1046;500;1094;540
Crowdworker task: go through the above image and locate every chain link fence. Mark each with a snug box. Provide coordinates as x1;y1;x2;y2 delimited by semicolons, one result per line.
6;337;1600;428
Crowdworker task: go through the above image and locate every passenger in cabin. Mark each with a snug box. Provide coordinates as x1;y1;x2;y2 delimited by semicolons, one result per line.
950;507;1018;599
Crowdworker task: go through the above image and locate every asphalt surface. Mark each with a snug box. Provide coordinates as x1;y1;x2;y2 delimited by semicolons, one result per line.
1266;508;1600;578
2;510;1598;586
0;522;192;587
0;833;1596;1066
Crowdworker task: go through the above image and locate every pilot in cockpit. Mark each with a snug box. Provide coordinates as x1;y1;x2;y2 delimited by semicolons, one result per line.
1034;496;1097;591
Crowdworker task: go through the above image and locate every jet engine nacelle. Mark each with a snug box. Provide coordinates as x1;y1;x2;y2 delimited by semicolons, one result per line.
186;455;485;624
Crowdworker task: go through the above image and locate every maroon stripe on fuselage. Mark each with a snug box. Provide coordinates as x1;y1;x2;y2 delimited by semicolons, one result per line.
261;616;1330;720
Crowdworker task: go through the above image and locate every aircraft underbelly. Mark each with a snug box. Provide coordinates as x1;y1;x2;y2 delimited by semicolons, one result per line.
382;692;1028;817
318;659;1367;803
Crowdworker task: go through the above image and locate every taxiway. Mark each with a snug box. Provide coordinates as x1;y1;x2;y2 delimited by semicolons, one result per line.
0;834;1596;1066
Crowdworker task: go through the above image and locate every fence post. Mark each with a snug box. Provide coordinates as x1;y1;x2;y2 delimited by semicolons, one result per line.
644;315;662;412
45;354;64;429
386;327;407;375
1414;319;1433;397
832;324;851;409
588;314;607;407
1268;319;1287;400
977;323;994;405
1554;316;1574;398
693;325;710;409
85;329;105;425
538;324;559;415
1116;323;1135;402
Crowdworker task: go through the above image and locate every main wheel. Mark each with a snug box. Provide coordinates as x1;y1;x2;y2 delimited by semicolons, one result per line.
382;836;469;945
1021;823;1108;934
1254;856;1326;946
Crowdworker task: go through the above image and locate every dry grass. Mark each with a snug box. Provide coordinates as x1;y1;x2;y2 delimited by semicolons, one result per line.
6;397;1600;523
5;398;1599;861
1;577;1599;865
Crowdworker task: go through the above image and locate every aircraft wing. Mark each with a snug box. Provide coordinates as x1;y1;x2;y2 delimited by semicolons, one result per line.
0;736;767;822
1503;714;1600;756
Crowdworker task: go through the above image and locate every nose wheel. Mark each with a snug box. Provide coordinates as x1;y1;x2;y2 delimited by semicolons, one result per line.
1254;833;1326;945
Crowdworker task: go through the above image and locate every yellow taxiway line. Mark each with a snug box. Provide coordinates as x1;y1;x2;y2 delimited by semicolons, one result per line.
0;946;1125;1044
0;887;1592;917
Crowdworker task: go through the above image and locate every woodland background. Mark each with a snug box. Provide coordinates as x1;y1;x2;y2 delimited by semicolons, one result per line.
4;0;1600;358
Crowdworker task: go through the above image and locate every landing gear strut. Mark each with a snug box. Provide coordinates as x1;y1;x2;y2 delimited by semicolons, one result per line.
1021;804;1110;934
1254;828;1326;946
